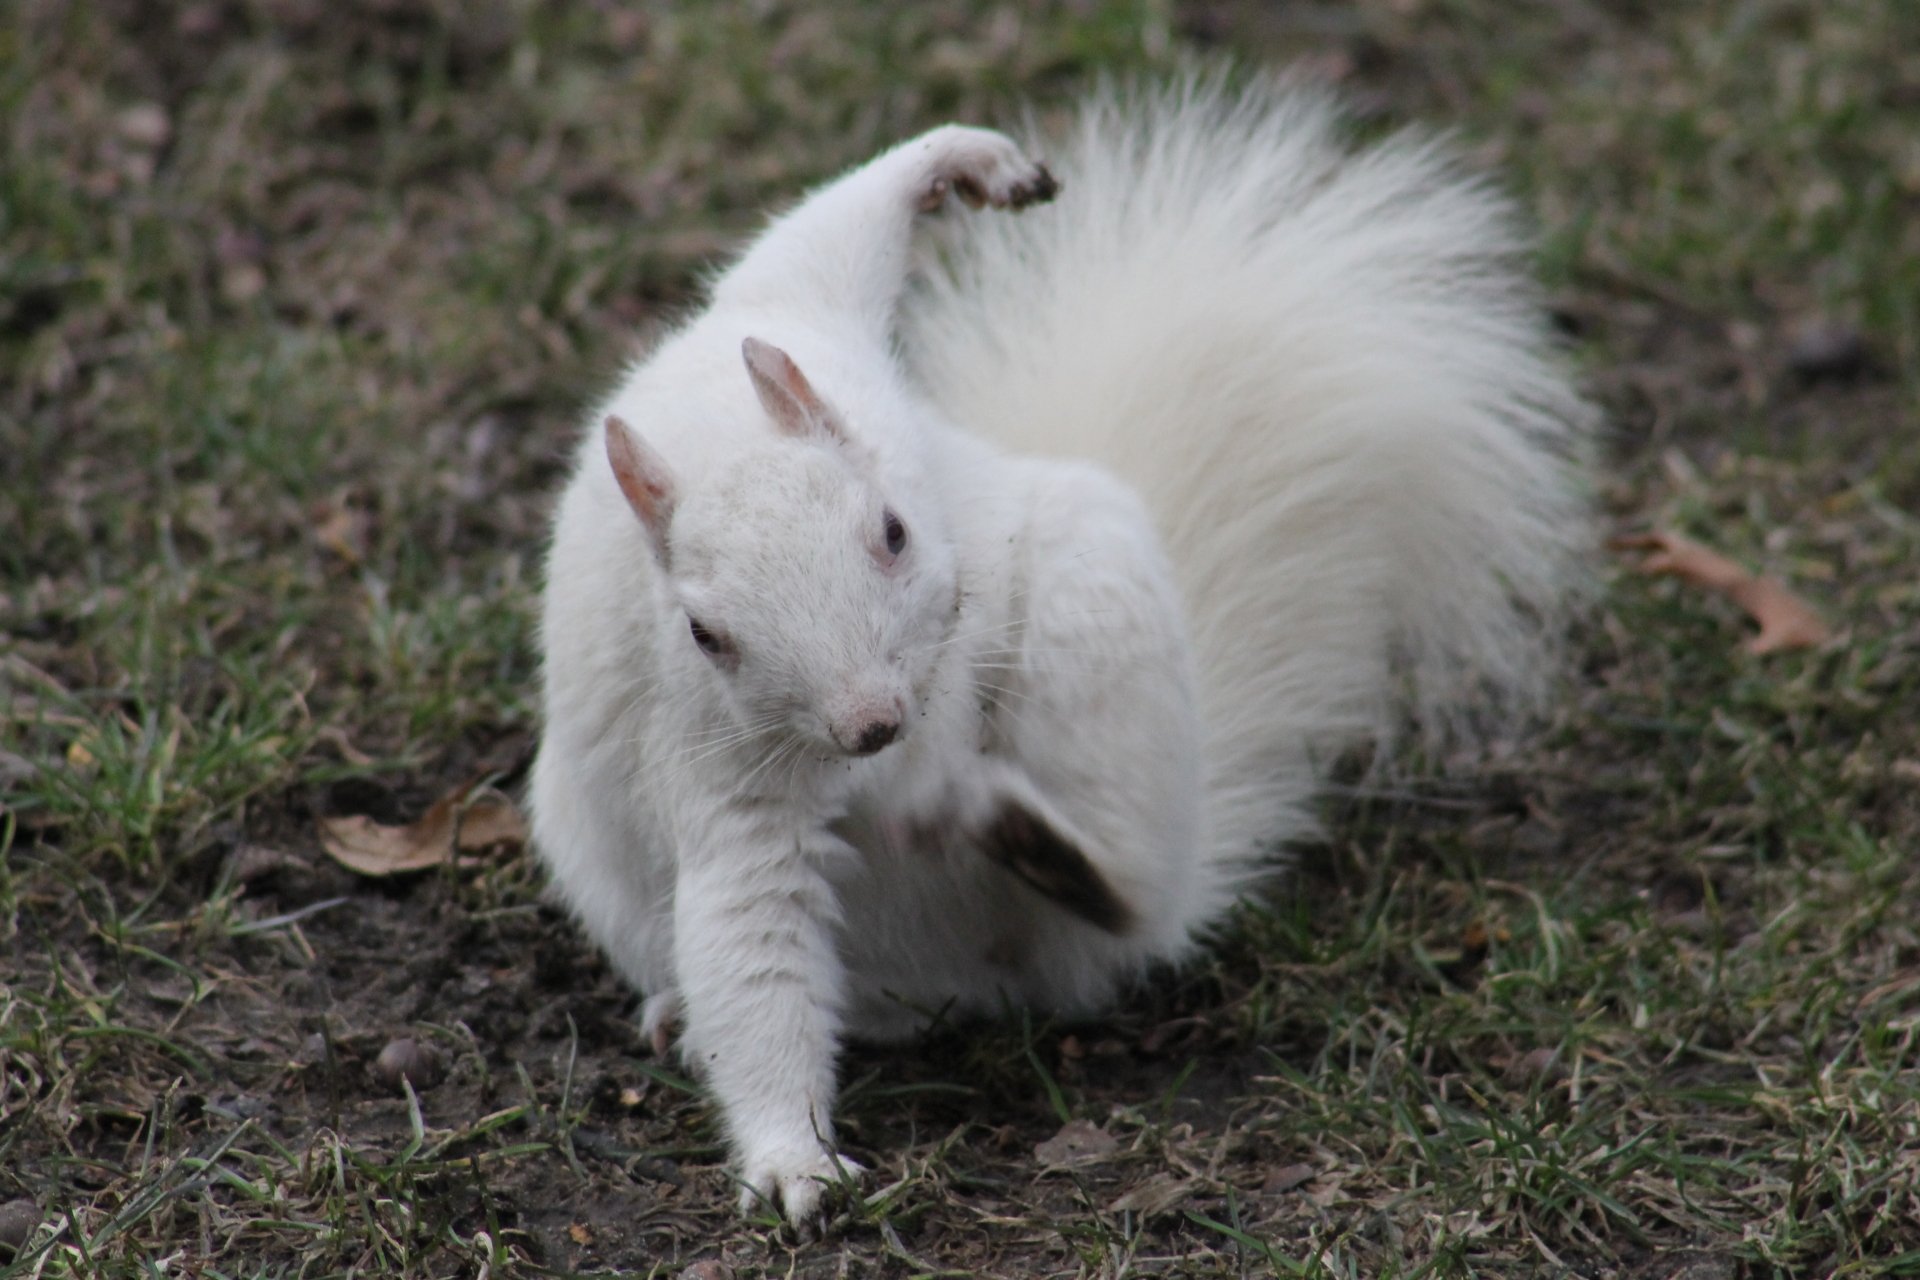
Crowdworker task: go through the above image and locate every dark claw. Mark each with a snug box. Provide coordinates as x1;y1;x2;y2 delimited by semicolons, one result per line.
1008;163;1060;209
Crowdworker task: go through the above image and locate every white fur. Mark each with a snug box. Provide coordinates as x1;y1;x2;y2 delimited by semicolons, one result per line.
907;78;1594;879
532;80;1591;1227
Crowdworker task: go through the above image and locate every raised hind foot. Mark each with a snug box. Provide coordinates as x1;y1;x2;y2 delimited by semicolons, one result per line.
911;124;1060;213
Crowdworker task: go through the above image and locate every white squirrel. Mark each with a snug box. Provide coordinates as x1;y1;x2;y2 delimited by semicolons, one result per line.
530;76;1590;1226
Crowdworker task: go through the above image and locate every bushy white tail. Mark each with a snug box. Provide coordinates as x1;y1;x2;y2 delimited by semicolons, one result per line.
903;75;1593;881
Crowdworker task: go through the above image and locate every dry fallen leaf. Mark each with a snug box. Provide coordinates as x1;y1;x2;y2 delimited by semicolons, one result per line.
1108;1174;1198;1216
1612;531;1832;654
1263;1161;1318;1194
567;1222;593;1247
319;779;527;876
1034;1118;1119;1167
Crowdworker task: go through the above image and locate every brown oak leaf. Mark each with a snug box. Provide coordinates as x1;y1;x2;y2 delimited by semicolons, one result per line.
1612;531;1831;655
319;778;527;876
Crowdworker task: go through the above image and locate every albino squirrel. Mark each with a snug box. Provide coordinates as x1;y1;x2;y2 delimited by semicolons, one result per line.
531;77;1590;1226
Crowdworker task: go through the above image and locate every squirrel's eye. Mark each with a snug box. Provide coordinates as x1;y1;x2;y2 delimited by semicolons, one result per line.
882;509;908;557
688;617;731;659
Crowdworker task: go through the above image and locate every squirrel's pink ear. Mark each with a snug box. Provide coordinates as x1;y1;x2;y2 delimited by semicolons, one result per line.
604;415;676;565
742;337;848;445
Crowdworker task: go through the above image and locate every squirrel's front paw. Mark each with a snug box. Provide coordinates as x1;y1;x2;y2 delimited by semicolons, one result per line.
915;125;1059;213
738;1148;867;1230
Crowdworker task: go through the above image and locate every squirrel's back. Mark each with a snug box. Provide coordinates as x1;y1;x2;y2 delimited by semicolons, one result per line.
903;76;1594;880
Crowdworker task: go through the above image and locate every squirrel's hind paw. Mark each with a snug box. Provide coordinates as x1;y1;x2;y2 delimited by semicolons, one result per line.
915;126;1059;214
639;991;680;1058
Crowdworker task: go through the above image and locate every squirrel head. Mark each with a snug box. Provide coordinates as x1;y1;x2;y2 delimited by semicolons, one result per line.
604;339;959;758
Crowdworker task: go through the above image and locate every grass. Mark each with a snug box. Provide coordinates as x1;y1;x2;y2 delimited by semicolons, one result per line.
3;0;1918;1275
